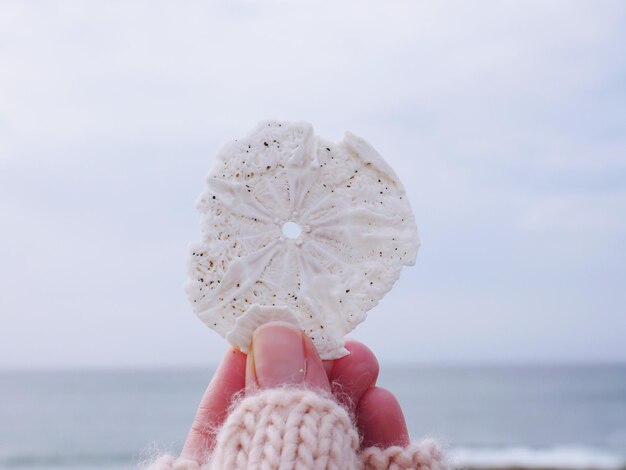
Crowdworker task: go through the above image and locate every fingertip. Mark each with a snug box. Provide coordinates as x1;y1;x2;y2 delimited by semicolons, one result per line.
248;322;306;388
328;340;379;411
225;347;247;373
357;386;409;448
211;346;247;393
245;322;330;392
343;340;379;380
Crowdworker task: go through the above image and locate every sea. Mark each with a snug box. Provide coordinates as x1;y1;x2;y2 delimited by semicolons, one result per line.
0;365;625;470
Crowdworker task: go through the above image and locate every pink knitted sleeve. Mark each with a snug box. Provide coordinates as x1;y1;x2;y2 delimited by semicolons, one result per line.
360;439;448;470
145;388;448;470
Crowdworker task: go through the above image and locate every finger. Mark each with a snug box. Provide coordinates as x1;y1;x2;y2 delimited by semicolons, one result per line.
327;340;379;412
357;386;410;449
246;322;330;392
181;348;246;462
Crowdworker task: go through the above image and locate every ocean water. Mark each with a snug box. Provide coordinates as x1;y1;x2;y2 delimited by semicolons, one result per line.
0;365;625;469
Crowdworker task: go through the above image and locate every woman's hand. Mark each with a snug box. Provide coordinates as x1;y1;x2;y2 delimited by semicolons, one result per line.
180;322;409;462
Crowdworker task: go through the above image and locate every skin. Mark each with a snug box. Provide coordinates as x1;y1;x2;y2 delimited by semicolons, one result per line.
181;322;409;463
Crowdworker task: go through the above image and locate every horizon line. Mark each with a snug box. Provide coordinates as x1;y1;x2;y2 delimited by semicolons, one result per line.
1;359;625;374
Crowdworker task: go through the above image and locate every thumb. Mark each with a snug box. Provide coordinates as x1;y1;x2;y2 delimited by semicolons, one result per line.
246;322;330;391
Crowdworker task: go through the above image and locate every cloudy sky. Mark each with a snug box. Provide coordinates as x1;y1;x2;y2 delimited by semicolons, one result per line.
1;1;625;369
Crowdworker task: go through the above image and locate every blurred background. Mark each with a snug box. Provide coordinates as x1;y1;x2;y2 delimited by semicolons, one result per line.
1;1;625;469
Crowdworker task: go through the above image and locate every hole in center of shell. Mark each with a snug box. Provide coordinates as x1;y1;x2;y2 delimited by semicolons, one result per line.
282;221;302;239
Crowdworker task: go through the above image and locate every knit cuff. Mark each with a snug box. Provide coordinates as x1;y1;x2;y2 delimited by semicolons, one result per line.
146;388;449;470
145;455;201;470
210;387;361;469
360;439;449;470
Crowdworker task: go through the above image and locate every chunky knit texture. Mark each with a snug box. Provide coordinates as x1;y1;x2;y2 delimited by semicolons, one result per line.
147;388;448;470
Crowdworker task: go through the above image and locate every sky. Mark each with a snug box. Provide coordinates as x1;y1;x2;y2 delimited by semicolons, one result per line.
1;1;625;369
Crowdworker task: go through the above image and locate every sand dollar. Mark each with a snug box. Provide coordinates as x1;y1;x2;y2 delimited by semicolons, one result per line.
186;120;419;359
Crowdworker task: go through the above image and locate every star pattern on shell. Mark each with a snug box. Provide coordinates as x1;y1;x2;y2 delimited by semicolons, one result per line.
186;120;419;359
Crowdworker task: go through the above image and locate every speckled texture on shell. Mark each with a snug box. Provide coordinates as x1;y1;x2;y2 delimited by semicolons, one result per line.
186;120;419;359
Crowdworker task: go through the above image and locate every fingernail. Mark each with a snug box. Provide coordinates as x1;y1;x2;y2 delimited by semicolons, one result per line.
252;322;306;388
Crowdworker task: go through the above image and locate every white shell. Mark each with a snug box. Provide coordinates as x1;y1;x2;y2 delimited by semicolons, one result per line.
186;120;419;359
226;305;301;354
